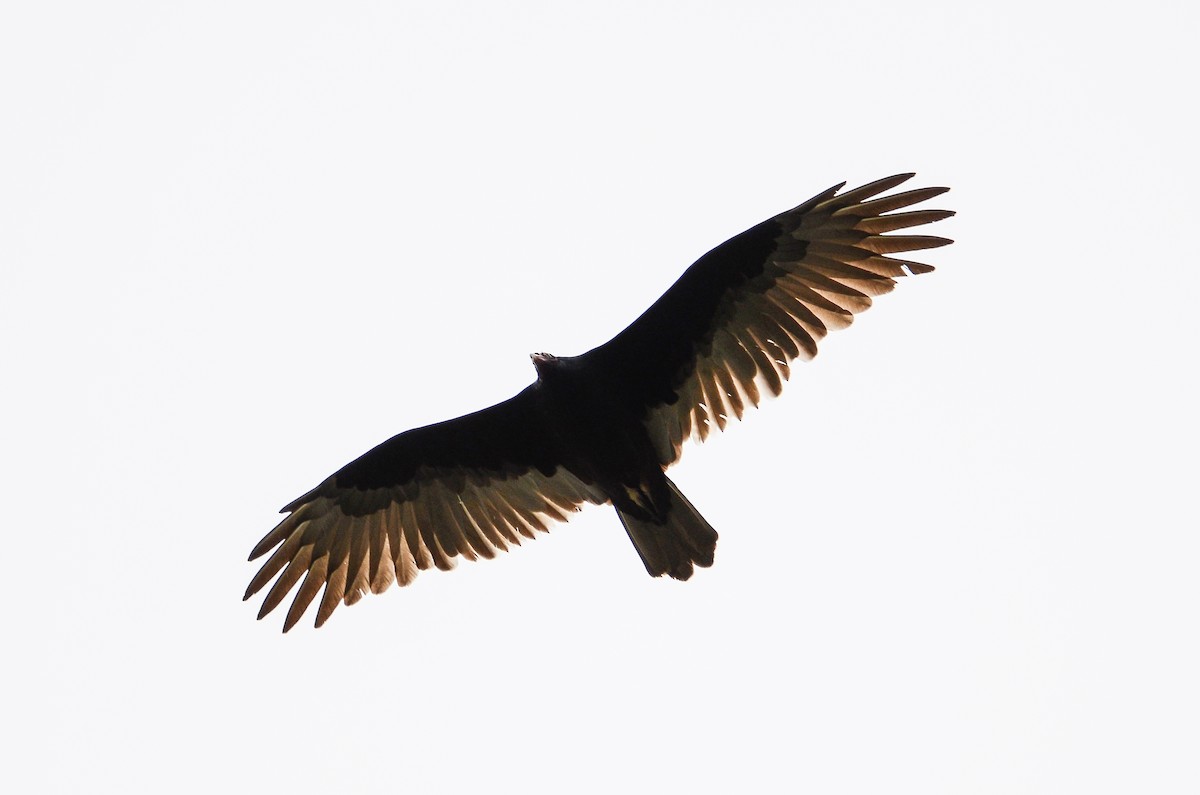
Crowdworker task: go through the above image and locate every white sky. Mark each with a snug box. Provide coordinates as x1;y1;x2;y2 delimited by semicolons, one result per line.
4;2;1198;793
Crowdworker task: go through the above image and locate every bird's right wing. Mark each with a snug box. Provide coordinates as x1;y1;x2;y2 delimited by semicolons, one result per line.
244;386;606;631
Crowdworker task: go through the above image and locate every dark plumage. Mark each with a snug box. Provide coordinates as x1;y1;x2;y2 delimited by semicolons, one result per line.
245;173;954;631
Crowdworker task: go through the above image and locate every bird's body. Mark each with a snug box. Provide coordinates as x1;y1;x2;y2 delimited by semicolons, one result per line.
531;352;718;579
246;174;954;631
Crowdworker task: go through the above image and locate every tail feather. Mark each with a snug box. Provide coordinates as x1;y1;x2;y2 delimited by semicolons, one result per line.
616;476;717;580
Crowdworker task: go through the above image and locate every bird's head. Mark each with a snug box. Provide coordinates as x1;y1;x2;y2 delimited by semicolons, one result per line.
530;351;559;379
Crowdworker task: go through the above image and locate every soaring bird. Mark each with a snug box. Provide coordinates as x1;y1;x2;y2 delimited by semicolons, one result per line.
245;173;954;631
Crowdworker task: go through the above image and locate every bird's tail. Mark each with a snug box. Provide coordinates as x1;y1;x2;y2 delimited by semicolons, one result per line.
616;475;718;580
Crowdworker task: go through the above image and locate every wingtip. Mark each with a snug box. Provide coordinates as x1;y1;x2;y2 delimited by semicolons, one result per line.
829;173;921;207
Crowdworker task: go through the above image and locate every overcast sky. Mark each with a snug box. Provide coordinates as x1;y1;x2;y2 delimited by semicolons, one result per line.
4;2;1197;793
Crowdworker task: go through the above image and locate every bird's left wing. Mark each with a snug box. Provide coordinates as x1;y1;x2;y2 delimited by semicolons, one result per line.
244;386;606;631
579;173;954;465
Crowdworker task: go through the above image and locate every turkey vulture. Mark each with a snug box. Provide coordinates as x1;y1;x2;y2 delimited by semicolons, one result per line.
245;173;954;631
